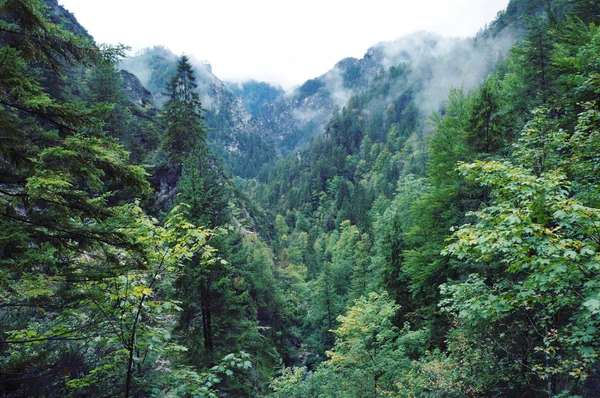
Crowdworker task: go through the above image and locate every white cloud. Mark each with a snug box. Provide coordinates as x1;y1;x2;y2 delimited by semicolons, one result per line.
59;0;509;89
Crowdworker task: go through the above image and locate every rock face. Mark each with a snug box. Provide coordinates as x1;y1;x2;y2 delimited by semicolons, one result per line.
228;81;284;119
44;0;92;39
119;70;154;108
252;34;436;155
255;48;385;155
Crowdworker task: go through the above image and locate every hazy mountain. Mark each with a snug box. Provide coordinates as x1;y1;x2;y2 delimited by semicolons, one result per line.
254;26;517;156
120;47;277;178
116;7;520;168
227;80;285;119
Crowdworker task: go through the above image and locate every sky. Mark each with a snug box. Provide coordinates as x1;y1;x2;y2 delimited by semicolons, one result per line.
58;0;510;90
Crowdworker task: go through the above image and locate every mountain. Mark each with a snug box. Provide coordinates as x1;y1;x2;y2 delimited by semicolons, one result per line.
227;80;285;119
44;0;92;39
252;27;517;156
118;16;517;168
120;47;277;178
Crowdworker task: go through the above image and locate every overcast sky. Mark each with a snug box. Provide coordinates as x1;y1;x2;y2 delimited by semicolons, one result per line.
58;0;510;90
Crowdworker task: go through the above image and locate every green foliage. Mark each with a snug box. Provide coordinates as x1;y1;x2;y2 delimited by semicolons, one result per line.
270;292;429;397
443;158;600;395
373;175;430;308
86;63;160;162
156;351;252;397
173;141;293;394
162;55;207;164
0;3;262;396
177;145;229;227
59;207;218;396
7;0;600;396
466;75;508;154
325;292;403;396
265;5;600;396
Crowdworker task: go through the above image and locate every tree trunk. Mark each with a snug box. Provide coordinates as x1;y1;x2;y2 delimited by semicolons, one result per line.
200;282;214;355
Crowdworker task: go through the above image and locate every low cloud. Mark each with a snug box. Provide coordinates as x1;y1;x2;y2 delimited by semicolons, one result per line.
322;66;354;106
292;109;321;123
372;30;515;116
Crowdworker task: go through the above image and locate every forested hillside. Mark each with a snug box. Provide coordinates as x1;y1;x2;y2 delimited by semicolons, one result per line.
1;0;600;396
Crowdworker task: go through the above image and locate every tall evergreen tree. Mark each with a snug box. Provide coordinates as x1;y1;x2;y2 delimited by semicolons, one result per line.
162;55;207;165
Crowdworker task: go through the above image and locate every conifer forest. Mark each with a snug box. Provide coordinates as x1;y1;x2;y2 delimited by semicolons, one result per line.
2;0;600;396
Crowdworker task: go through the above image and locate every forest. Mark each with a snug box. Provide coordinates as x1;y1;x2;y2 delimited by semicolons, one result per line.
1;0;600;396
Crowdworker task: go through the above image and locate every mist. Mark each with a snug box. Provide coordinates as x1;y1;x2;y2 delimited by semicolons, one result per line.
375;30;516;117
265;26;516;154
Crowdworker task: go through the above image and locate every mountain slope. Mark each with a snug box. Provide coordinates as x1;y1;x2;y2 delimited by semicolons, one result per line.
255;27;517;156
120;47;277;178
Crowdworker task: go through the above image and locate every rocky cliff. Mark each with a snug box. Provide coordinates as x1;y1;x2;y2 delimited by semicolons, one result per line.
119;70;154;108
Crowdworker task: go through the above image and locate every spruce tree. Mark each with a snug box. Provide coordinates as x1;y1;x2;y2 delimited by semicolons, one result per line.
86;62;132;142
162;55;207;166
177;145;229;227
174;145;232;361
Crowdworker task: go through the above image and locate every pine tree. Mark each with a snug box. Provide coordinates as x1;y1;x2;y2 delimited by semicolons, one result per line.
86;62;132;142
177;145;229;227
162;55;207;165
467;76;505;154
513;18;555;105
